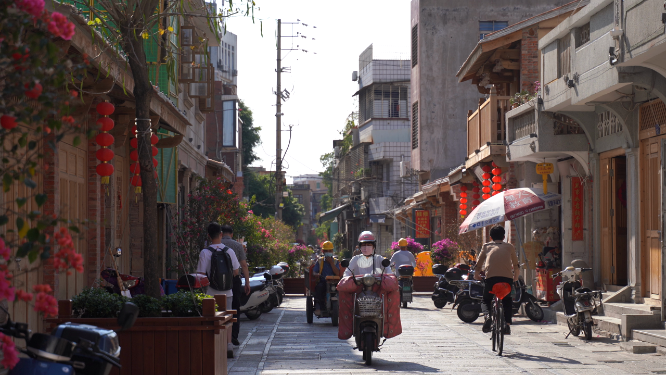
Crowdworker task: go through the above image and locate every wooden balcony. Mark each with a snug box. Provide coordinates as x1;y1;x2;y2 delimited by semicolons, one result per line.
466;86;510;159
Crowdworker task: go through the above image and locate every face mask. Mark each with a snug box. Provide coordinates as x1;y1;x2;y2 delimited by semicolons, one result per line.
361;245;374;256
324;252;333;257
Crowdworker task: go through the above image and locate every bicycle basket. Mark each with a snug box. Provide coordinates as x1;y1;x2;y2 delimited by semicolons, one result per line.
357;296;383;317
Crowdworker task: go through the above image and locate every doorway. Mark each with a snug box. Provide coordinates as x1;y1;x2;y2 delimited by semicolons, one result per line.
600;151;628;287
641;135;665;299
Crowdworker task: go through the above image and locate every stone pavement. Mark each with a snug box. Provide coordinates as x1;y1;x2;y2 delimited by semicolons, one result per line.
227;294;666;374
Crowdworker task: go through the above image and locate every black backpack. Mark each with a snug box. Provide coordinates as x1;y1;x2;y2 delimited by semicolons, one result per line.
207;246;234;291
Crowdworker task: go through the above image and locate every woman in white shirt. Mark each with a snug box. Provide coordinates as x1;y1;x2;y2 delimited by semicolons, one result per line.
344;231;392;277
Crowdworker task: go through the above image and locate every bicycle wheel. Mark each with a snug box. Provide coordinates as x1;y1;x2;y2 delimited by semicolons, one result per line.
491;299;498;352
497;299;504;356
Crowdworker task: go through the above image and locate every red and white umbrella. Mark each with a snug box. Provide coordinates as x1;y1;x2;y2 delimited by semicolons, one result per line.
459;188;562;234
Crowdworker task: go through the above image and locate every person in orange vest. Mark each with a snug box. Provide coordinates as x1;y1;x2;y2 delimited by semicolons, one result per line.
312;241;340;315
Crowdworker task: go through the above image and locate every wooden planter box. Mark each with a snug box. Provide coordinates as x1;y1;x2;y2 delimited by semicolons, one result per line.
413;276;438;292
283;278;305;295
46;297;234;375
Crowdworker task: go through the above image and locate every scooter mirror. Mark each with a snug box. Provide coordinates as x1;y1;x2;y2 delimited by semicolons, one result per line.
117;302;139;331
381;259;390;268
341;259;350;268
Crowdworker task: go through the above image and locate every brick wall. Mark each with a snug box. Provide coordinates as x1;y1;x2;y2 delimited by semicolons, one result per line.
520;27;539;93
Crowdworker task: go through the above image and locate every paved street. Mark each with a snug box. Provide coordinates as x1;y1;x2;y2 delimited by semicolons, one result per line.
228;294;666;374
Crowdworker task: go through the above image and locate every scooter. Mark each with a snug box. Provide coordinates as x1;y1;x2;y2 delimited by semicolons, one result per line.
306;275;341;326
513;277;545;321
431;264;465;308
340;258;393;366
554;267;602;340
240;276;271;320
255;265;286;313
3;302;139;374
397;265;414;308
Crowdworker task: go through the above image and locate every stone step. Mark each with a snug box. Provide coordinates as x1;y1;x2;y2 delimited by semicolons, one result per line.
604;302;660;320
593;315;622;336
633;329;666;347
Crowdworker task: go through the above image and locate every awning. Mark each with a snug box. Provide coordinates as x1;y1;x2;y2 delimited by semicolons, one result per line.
318;203;350;224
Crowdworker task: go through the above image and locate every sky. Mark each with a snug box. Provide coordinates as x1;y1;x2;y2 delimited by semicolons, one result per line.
224;0;411;183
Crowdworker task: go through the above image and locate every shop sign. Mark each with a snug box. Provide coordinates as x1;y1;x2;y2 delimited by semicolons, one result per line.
536;163;554;194
414;209;430;238
571;177;584;241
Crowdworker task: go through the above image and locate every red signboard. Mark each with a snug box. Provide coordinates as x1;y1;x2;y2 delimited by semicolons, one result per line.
415;210;430;239
571;177;584;241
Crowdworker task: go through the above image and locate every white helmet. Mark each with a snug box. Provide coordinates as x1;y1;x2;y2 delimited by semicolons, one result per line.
269;265;285;276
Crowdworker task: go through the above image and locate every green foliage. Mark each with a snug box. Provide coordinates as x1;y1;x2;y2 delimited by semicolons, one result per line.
246;172;304;228
314;220;331;243
162;291;217;317
71;288;128;318
131;294;162;317
240;100;261;171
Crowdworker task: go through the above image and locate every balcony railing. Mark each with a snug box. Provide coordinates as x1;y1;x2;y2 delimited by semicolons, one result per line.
466;86;510;157
509;109;536;142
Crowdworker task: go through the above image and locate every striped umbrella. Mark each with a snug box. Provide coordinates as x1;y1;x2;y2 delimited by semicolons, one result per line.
459;188;562;234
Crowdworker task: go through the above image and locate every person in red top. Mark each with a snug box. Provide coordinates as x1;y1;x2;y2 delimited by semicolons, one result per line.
474;225;520;335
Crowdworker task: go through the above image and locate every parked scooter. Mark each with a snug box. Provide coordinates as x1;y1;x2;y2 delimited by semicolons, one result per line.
255;265;286;313
397;265;414;308
340;258;393;366
3;302;139;374
449;268;485;323
554;267;602;340
513;277;545;321
240;276;271;320
431;264;466;308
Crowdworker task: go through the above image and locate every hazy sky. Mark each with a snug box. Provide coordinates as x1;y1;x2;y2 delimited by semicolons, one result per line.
225;1;411;183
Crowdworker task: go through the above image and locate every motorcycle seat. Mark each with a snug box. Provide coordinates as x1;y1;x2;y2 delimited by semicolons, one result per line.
250;283;265;293
325;276;340;280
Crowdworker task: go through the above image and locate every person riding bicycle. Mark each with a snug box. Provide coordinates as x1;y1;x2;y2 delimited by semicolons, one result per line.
389;238;416;271
312;241;341;315
343;231;393;277
474;225;519;335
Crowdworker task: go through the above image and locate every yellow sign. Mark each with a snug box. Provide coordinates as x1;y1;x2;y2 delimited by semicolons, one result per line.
536;163;554;194
414;251;434;276
536;163;554;175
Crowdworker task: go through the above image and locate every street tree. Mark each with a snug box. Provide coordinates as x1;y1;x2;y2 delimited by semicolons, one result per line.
239;100;261;171
75;0;258;297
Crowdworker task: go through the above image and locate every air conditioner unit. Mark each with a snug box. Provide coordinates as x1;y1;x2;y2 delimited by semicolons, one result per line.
400;161;410;178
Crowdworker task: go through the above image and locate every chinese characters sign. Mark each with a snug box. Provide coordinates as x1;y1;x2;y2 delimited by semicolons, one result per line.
571;177;584;241
414;210;430;238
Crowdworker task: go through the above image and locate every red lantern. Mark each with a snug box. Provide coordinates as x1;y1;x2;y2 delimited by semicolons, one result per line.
473;194;480;199
96;102;115;116
492;183;502;191
131;125;137;134
153;158;159;168
151;134;159;145
460;185;468;192
492;176;501;183
130;150;139;162
130;163;141;174
460;204;467;209
130;138;138;149
460;198;467;204
460;210;467;216
96;163;114;177
482;186;491;193
492;191;501;196
460;192;467;198
482;165;492;173
96;148;114;162
482;194;491;200
472;199;480;205
472;181;479;186
472;187;480;193
492;167;502;176
152;146;158;157
482;173;490;180
95;133;114;147
97;117;114;132
482;180;491;187
131;175;142;193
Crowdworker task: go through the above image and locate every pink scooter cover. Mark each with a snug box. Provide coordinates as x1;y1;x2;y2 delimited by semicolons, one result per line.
337;274;402;340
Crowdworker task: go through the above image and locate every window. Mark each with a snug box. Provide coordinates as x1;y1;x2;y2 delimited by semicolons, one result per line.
316;182;320;189
411;25;418;67
372;84;409;119
222;100;235;146
479;21;509;40
412;101;419;149
293;194;303;204
575;23;590;48
558;36;571;78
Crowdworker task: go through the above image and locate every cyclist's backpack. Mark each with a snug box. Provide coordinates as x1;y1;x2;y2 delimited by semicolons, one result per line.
207;246;234;291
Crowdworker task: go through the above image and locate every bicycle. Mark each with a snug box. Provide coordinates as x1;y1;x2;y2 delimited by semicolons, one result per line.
489;282;512;356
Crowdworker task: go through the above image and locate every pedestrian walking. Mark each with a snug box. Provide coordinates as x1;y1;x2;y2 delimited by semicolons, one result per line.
220;224;251;346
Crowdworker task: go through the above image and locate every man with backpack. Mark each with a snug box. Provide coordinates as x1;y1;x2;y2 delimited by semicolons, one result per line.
197;222;240;358
220;224;251;347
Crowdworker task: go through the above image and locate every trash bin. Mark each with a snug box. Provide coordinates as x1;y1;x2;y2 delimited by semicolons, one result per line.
161;279;178;295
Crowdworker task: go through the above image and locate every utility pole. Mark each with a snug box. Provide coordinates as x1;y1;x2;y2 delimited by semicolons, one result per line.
275;19;283;220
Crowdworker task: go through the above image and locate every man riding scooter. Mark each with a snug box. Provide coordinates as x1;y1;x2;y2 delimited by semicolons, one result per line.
337;231;402;365
390;238;416;308
312;241;341;316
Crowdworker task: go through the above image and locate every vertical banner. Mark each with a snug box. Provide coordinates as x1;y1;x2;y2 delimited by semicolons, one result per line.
415;209;430;238
571;177;584;241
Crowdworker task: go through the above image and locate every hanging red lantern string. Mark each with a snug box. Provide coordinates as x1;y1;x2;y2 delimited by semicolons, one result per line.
459;185;468;218
95;101;115;185
481;165;493;200
491;162;503;196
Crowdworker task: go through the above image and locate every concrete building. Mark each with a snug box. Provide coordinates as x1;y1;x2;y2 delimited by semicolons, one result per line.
409;0;572;183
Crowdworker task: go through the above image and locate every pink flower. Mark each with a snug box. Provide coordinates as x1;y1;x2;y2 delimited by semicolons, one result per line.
16;0;44;18
0;273;15;302
15;290;33;302
0;333;19;369
35;292;58;317
0;238;10;261
47;12;75;40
